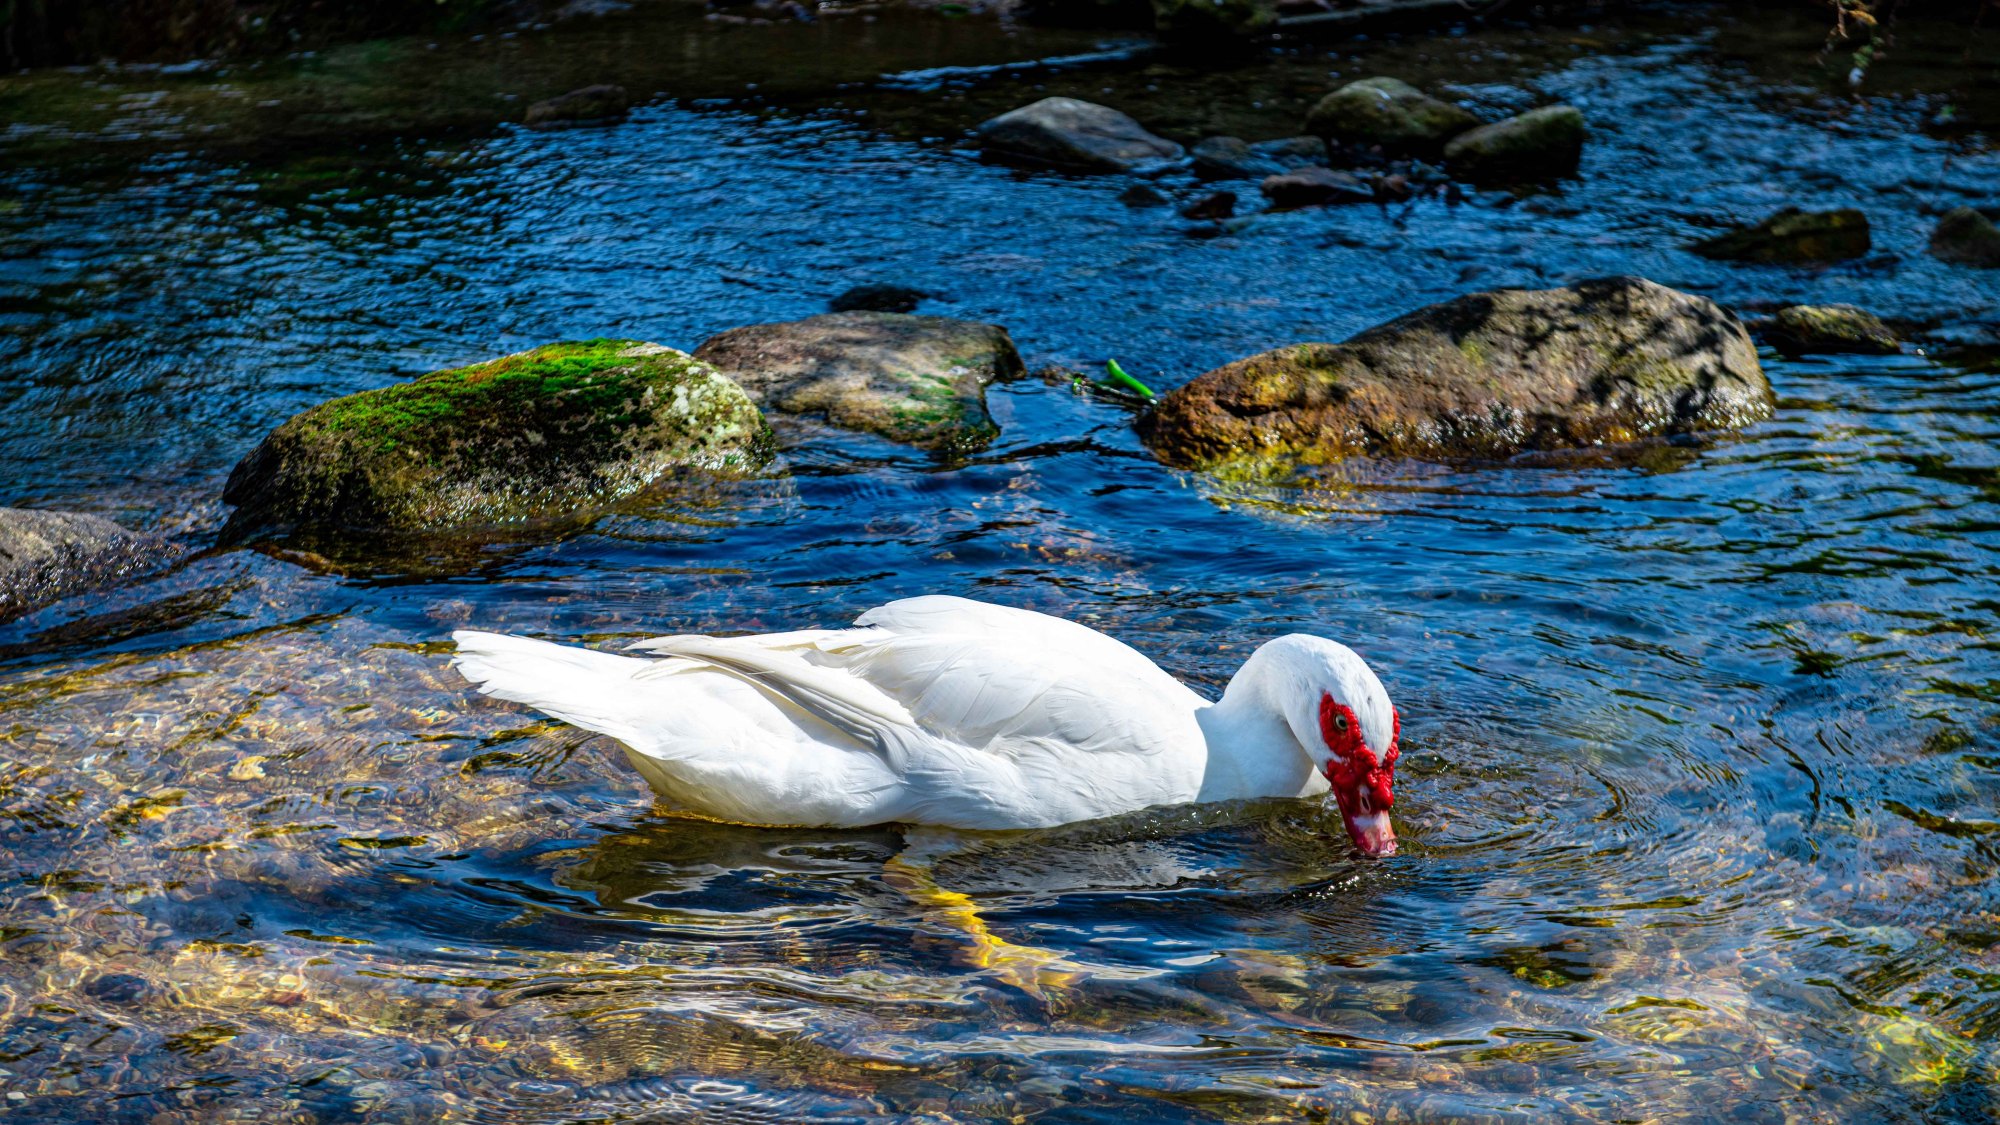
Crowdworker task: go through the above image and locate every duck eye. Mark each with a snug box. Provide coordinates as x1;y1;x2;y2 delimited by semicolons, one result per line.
1334;714;1349;732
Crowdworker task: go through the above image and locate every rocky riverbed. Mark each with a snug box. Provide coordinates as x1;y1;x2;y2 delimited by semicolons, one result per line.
0;1;1996;1121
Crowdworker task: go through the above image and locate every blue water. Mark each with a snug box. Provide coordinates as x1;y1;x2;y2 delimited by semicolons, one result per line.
0;5;1997;1122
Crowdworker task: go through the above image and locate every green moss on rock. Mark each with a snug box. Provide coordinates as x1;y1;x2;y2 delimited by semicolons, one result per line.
222;340;774;537
1138;277;1772;470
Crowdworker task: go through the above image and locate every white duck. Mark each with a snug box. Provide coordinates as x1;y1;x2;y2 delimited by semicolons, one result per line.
451;595;1402;855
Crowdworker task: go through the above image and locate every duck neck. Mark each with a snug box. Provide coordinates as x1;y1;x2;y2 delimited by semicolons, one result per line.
1194;648;1323;803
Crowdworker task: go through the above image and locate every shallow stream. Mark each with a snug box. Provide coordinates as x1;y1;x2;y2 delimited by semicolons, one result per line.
0;2;1997;1120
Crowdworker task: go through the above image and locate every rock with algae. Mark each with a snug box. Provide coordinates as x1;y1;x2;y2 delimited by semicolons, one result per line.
1443;104;1586;184
693;312;1027;454
222;340;774;538
1304;76;1480;156
1764;304;1899;356
1139;276;1772;471
1689;207;1871;263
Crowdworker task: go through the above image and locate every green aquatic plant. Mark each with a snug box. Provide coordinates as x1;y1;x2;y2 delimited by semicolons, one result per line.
1103;358;1156;400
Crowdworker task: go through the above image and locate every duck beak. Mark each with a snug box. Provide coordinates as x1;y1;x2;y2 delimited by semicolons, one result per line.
1330;780;1397;857
1343;808;1397;857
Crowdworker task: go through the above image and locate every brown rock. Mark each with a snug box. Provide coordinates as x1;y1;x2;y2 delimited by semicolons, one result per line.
1929;206;2000;268
1139;277;1771;470
1689;208;1871;263
524;84;631;127
1260;166;1372;210
1765;305;1899;355
1179;191;1237;221
694;312;1026;453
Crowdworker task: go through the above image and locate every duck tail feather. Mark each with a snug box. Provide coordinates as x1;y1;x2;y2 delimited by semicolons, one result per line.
451;630;654;748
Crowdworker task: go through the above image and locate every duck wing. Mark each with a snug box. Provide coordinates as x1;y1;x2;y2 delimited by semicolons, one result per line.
631;596;1203;758
629;597;1210;825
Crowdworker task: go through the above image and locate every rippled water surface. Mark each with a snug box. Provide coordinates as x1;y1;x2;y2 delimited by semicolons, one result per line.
1;3;1998;1121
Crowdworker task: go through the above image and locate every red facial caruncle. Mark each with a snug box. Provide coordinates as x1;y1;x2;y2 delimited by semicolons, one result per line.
1318;693;1399;856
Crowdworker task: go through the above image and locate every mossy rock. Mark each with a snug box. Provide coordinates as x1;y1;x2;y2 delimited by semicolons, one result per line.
222;341;774;538
1304;77;1480;155
1765;304;1899;356
1442;104;1586;184
1689;207;1871;263
1929;206;2000;268
1139;277;1772;470
693;312;1026;455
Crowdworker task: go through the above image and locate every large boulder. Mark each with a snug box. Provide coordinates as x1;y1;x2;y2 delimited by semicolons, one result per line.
1139;277;1771;470
1304;77;1480;155
693;312;1026;454
975;97;1183;174
0;508;168;623
1443;104;1586;183
1929;207;2000;267
222;341;773;538
1689;208;1871;263
1765;304;1899;356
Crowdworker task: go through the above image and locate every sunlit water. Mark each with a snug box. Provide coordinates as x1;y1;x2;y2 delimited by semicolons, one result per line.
0;4;1997;1121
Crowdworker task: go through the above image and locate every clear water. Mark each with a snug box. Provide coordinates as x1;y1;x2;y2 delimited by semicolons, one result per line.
0;4;1997;1121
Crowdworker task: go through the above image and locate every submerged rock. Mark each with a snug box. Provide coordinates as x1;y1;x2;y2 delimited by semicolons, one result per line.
1442;104;1586;183
1179;190;1237;220
1118;183;1173;207
1304;77;1480;155
1192;136;1276;180
0;508;168;623
1191;135;1328;180
694;312;1026;453
1690;207;1871;263
1260;166;1373;209
1139;276;1770;470
1928;207;2000;267
223;341;772;538
524;84;631;127
830;283;930;314
1254;135;1332;166
975;97;1184;174
1765;304;1899;355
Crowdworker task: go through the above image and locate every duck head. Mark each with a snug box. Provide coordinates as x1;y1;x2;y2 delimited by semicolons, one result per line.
1241;635;1402;856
